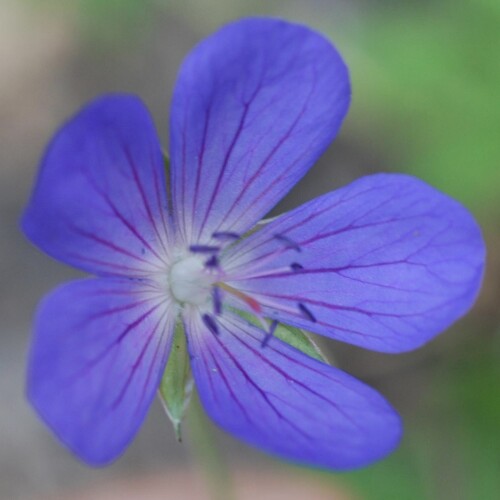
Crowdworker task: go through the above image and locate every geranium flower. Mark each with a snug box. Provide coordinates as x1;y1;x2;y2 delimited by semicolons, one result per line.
22;18;485;469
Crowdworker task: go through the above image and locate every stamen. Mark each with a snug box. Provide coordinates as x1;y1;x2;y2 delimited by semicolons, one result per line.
212;231;240;241
202;313;219;336
274;234;302;252
261;320;279;348
212;286;222;315
298;302;316;322
290;262;304;271
189;245;220;254
204;255;219;268
218;282;262;314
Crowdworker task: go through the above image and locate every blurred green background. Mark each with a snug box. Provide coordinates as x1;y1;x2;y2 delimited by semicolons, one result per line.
1;0;498;498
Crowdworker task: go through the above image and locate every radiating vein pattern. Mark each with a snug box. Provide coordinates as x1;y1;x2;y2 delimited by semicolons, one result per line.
187;312;401;469
223;174;485;352
169;19;350;243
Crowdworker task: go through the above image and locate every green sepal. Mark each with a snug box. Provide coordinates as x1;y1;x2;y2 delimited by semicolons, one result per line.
159;322;193;442
235;309;330;365
273;322;329;364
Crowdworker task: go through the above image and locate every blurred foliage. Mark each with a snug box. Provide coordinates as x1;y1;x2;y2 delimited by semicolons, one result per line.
443;335;500;499
35;0;155;44
37;0;499;216
334;334;500;500
344;0;500;218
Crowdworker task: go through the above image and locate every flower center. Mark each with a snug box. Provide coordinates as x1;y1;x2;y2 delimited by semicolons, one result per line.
168;255;214;306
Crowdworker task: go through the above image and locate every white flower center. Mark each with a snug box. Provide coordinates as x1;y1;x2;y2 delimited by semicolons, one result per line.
168;255;214;305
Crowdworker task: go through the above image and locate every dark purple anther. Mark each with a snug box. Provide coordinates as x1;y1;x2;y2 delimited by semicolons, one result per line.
205;255;219;268
274;234;302;252
189;245;220;254
202;313;219;336
212;286;222;315
290;262;304;271
261;320;279;348
298;303;316;323
212;231;240;241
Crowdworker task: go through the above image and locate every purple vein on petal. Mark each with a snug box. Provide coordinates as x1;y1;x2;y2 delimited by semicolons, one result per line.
134;321;170;418
69;297;169;384
149;145;173;255
228;293;391;344
205;343;253;423
80;168;166;264
224;315;352;390
191;101;214;241
82;295;159;325
175;106;189;244
110;305;170;412
210;327;315;441
66;252;153;277
240;263;447;296
122;143;170;259
225;180;396;266
67;223;164;270
196;81;263;240
212;74;318;235
223;183;388;268
222;315;362;429
226;211;438;279
251;288;437;320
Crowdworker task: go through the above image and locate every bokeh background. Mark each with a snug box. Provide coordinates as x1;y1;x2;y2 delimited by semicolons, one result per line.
1;0;498;499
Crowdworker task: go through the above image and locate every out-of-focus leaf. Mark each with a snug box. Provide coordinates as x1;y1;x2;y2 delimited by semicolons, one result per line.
341;0;500;217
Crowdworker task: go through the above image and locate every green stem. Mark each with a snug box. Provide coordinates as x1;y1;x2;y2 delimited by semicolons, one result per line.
187;396;235;500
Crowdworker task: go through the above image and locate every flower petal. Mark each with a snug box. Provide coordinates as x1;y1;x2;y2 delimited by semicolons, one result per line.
22;94;172;277
186;312;401;470
27;279;174;465
224;174;485;353
169;18;350;243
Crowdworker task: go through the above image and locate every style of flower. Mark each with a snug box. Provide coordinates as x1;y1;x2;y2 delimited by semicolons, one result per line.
22;18;485;469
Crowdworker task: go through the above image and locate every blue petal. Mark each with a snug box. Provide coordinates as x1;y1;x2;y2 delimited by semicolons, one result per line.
27;279;174;465
186;312;401;470
169;18;350;243
22;94;172;277
223;174;485;353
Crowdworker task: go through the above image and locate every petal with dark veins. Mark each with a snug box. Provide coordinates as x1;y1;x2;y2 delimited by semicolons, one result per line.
169;18;350;243
22;95;172;278
223;174;485;353
186;312;401;469
27;278;174;465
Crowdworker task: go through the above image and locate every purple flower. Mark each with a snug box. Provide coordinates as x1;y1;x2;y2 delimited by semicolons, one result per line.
22;18;485;469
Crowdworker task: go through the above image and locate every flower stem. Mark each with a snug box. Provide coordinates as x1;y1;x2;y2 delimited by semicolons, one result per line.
187;396;235;500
